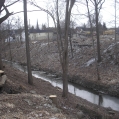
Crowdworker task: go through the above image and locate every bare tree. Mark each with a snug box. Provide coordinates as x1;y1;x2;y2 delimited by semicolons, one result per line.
58;19;75;58
89;0;105;62
86;0;100;80
114;0;117;63
15;17;24;44
7;20;12;61
47;13;50;48
29;1;57;28
0;0;10;69
23;0;33;85
56;0;75;97
29;0;75;97
69;20;77;58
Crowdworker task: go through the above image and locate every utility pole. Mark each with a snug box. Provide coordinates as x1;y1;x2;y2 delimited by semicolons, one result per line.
23;0;33;85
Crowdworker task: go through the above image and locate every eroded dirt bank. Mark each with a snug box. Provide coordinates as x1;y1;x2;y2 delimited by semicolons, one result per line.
1;64;119;119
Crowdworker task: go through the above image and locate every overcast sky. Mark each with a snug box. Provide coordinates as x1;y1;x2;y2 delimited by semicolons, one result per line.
3;0;119;28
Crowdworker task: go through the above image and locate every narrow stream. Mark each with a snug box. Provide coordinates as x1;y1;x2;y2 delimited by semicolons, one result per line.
4;60;119;112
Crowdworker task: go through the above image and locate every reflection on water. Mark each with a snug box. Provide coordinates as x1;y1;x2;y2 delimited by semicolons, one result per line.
3;60;119;111
99;95;103;106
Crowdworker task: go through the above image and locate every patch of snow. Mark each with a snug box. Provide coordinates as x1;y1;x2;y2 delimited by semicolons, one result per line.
63;106;67;109
103;43;115;53
85;58;95;67
103;42;119;53
32;41;37;44
75;48;80;53
40;42;52;47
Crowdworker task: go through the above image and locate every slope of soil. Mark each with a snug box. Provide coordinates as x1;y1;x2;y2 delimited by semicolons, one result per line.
0;64;119;119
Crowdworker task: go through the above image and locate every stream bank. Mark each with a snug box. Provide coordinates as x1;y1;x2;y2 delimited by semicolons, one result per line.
2;63;119;119
19;61;119;98
3;60;119;112
2;39;119;99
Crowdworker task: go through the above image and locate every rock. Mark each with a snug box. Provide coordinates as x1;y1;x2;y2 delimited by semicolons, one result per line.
0;70;4;76
36;106;43;109
23;99;33;106
106;107;112;111
43;103;52;108
51;107;60;113
0;75;7;87
108;110;115;115
77;111;85;119
30;90;37;94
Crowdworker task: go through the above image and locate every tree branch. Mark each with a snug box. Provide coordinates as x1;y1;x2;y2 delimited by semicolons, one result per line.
0;5;12;24
90;0;95;6
0;0;5;12
0;0;20;13
12;10;42;15
29;1;56;28
98;0;105;14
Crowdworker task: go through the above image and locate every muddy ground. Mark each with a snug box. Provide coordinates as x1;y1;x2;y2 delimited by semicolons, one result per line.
0;64;119;119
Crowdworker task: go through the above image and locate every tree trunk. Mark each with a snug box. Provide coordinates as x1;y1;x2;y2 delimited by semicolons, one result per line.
3;39;6;58
0;53;3;70
86;0;100;80
69;36;73;58
0;39;3;70
23;0;33;85
95;2;101;62
47;13;50;49
56;0;75;97
114;0;117;63
62;58;68;97
8;37;12;61
56;0;63;51
62;0;70;97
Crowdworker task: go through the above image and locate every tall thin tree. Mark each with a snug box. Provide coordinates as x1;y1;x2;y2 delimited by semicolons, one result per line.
115;0;117;63
23;0;33;85
86;0;100;80
8;20;12;62
90;0;105;62
47;13;50;48
62;0;75;97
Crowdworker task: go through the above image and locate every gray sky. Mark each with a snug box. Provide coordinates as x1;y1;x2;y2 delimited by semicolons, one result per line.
3;0;119;28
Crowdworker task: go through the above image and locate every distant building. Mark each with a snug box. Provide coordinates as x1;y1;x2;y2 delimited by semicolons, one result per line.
10;29;25;41
29;28;57;40
76;27;92;36
4;29;25;42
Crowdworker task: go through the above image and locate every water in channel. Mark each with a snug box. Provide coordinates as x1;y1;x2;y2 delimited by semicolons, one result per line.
4;60;119;112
